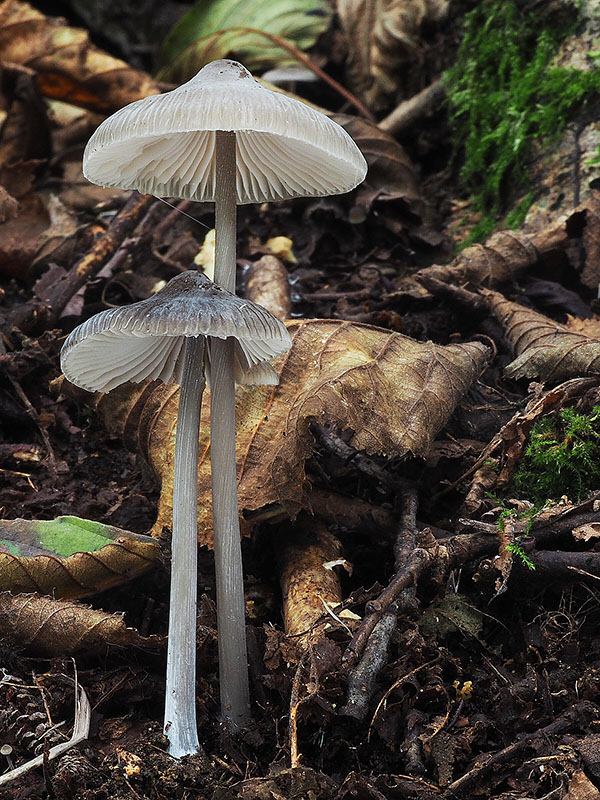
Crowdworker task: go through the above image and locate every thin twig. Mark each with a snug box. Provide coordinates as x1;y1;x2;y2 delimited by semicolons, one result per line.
0;680;90;786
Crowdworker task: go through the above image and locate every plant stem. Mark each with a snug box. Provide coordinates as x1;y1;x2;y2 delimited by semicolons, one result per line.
211;129;251;727
164;334;205;758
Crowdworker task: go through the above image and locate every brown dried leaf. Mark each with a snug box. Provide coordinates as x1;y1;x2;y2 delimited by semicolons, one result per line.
334;114;422;202
484;289;600;383
74;319;489;546
0;592;163;655
338;0;448;110
0;516;160;599
0;0;160;113
416;214;579;289
565;314;600;339
0;191;49;279
565;769;600;800
572;522;600;543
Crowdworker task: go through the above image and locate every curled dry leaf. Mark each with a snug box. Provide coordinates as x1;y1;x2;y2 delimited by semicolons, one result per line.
484;289;600;383
565;315;600;339
338;0;449;110
334;114;422;202
65;319;489;546
0;592;163;656
334;114;427;226
0;516;160;599
416;213;581;289
0;0;160;113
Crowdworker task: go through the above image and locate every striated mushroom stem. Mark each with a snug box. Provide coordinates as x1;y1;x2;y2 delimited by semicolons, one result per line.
211;130;251;727
164;334;206;757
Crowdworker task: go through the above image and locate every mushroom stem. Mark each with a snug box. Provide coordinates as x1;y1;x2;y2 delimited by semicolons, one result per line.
164;335;206;757
211;129;251;727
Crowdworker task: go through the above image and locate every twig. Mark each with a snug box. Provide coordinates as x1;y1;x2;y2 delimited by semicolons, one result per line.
288;651;318;768
310;420;398;490
341;483;420;713
3;193;154;335
367;658;439;739
339;602;400;720
379;80;445;135
8;376;56;474
440;701;599;798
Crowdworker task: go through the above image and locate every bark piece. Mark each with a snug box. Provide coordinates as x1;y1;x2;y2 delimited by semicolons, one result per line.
245;255;291;321
275;521;346;644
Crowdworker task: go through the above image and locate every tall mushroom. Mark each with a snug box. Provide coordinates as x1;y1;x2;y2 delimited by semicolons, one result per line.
78;59;367;746
61;271;291;757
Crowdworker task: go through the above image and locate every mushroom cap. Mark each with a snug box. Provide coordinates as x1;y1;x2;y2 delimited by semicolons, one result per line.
83;59;367;205
60;271;292;392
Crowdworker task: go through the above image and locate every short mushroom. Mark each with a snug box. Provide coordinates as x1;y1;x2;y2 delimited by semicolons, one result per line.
79;58;367;746
61;270;291;758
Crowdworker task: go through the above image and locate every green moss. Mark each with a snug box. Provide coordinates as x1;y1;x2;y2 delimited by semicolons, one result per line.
444;1;600;245
512;406;600;504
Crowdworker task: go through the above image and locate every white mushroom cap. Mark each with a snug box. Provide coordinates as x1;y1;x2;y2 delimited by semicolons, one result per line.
83;59;367;205
60;271;292;392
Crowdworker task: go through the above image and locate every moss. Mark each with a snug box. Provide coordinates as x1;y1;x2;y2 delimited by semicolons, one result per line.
512;406;600;504
444;1;600;245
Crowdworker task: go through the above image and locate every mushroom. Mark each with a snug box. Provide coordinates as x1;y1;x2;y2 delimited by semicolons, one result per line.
78;58;367;748
61;271;291;757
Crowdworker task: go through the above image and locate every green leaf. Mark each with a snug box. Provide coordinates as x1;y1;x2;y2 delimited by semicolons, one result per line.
158;0;331;83
0;516;160;599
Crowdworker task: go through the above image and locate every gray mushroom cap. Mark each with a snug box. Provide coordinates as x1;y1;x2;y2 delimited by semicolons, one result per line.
83;59;368;205
60;271;292;392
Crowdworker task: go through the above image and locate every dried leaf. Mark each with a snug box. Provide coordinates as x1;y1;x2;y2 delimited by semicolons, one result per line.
565;314;600;339
71;319;489;545
565;769;600;800
484;289;600;383
0;185;18;223
0;191;49;279
0;516;160;599
0;0;160;113
572;522;600;543
416;214;579;289
335;114;422;201
0;592;163;655
338;0;448;110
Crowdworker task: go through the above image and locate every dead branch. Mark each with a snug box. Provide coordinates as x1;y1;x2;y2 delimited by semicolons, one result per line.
2;192;154;335
379;80;445;136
